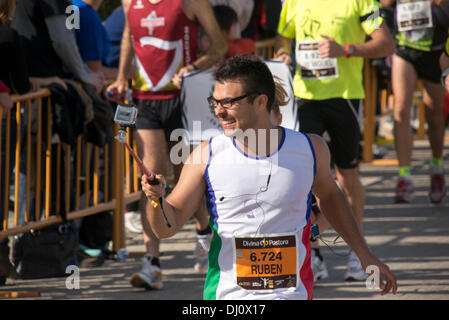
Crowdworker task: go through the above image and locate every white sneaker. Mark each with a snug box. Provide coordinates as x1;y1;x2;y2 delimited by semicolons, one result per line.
344;250;368;281
311;249;328;282
193;232;213;273
130;255;163;290
125;211;143;234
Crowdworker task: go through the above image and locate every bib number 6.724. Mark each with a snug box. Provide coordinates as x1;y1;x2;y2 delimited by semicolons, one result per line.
250;251;282;262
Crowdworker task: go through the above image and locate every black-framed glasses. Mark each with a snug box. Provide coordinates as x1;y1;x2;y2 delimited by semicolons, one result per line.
207;93;259;109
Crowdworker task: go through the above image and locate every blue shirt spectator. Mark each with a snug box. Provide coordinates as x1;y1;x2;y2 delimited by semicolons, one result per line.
72;0;117;80
103;6;124;68
73;0;110;65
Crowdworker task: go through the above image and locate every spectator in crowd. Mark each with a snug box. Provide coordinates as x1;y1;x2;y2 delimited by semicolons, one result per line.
276;0;395;283
107;0;226;290
9;0;101;232
103;6;125;69
103;5;142;234
380;0;449;204
0;0;69;285
72;0;119;81
11;0;104;93
242;0;283;41
69;0;123;266
201;5;255;59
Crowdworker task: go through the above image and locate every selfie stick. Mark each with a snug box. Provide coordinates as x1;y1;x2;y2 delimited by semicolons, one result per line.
113;100;171;227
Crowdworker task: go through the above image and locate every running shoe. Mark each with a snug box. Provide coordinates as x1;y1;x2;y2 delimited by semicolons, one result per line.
311;249;328;282
124;211;143;234
130;255;163;290
193;232;213;273
344;250;368;281
394;176;414;203
429;166;446;204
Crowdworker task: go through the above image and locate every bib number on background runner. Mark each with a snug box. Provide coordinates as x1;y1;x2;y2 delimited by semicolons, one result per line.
296;41;338;80
233;234;298;291
397;0;433;32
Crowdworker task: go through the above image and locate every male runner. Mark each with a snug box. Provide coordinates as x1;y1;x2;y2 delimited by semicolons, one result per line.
380;0;449;204
141;55;398;300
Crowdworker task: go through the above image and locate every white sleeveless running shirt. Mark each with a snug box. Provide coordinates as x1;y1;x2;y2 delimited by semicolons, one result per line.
203;127;315;300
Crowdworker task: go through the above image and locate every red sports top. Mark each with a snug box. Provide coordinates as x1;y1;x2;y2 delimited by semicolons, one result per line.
128;0;199;100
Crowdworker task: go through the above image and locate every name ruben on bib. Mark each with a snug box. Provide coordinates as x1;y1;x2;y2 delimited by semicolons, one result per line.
233;233;299;291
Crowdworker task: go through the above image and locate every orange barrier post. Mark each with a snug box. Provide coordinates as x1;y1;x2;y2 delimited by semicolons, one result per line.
362;59;377;162
254;38;276;59
2;110;11;229
112;123;125;252
0;89;119;249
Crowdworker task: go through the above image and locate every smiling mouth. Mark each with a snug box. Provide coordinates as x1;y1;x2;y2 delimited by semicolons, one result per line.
220;120;236;128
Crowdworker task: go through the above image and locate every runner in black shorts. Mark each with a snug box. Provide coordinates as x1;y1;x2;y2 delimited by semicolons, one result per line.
135;97;183;141
381;0;449;204
395;46;443;84
298;98;363;169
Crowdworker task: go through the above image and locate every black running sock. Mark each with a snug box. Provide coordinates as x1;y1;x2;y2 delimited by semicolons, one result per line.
196;225;212;236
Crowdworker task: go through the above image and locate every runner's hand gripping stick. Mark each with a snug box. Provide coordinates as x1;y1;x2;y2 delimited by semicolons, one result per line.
113;104;171;227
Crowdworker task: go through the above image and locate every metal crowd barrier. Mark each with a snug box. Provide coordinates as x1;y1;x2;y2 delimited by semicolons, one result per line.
0;88;126;252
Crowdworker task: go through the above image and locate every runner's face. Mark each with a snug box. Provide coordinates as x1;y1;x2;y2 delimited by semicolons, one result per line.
212;80;255;136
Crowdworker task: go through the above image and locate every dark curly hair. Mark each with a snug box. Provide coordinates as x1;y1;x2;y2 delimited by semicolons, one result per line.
213;54;276;112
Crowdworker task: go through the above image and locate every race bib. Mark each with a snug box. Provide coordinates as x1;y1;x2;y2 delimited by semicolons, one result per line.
296;41;339;80
397;0;433;32
233;234;298;291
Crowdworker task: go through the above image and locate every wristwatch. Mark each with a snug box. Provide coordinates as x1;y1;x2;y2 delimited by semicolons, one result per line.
441;67;449;89
345;44;355;58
